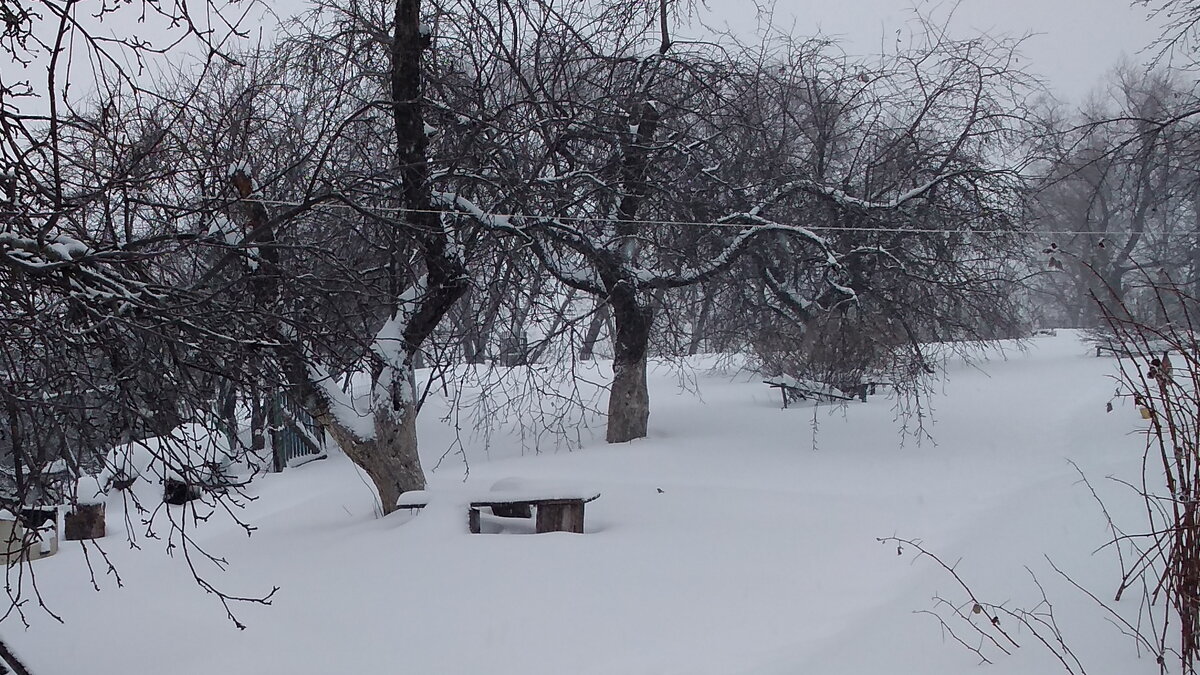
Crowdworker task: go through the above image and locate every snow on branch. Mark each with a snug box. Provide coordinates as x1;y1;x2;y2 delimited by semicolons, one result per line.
431;191;591;248
430;192;604;294
305;360;375;442
795;172;965;211
639;219;839;290
838;245;907;272
632;171;952;291
432;192;515;232
763;268;818;322
0;231;176;313
372;276;427;371
0;231;93;270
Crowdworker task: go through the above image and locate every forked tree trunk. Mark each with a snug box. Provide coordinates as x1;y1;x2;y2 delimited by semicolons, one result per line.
298;0;454;515
606;289;652;443
312;371;425;515
251;0;445;516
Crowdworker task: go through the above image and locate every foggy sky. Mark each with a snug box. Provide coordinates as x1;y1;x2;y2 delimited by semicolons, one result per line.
691;0;1165;105
4;0;1175;109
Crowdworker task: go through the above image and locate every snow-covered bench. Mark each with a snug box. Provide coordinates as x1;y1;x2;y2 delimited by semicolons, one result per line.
1094;339;1172;358
396;486;600;534
1094;343;1132;358
764;377;877;407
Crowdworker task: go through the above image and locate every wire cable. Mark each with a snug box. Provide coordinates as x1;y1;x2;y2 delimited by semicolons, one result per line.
184;194;1113;238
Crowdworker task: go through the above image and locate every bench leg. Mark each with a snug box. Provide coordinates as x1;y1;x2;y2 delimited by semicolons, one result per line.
535;502;585;534
468;508;480;534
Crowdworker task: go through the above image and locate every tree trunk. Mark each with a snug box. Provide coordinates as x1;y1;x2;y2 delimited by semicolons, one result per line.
687;285;714;356
248;0;448;517
362;401;424;515
607;351;649;443
249;383;268;467
596;3;668;440
292;0;456;516
1192;179;1200;302
606;289;652;443
299;404;423;516
579;301;610;361
527;287;576;364
217;380;238;456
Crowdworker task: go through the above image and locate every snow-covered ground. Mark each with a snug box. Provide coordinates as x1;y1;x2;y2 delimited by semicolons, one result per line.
3;333;1165;673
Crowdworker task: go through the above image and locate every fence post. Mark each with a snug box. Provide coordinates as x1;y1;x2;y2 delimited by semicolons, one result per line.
269;393;285;473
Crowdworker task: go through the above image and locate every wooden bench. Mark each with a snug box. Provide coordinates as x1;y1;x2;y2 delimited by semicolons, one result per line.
1094;340;1172;358
396;489;600;534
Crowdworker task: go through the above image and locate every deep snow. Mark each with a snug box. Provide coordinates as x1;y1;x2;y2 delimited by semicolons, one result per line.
1;333;1166;673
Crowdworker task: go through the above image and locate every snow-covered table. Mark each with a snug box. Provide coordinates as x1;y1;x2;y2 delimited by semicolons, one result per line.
396;488;601;534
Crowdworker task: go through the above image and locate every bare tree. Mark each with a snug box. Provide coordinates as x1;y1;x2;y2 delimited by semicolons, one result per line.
0;0;313;625
1081;268;1200;674
1031;68;1196;328
673;22;1034;394
1138;0;1200;70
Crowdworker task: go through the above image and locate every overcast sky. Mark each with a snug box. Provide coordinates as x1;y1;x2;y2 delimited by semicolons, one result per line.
7;0;1173;111
689;0;1166;105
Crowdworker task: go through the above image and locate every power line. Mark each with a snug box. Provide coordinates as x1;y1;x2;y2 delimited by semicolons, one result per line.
193;194;1115;238
6;192;1109;238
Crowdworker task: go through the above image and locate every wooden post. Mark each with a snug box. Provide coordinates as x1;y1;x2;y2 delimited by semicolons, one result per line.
218;380;238;459
561;502;584;533
535;501;585;533
468;508;481;534
64;503;105;540
269;393;285;472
